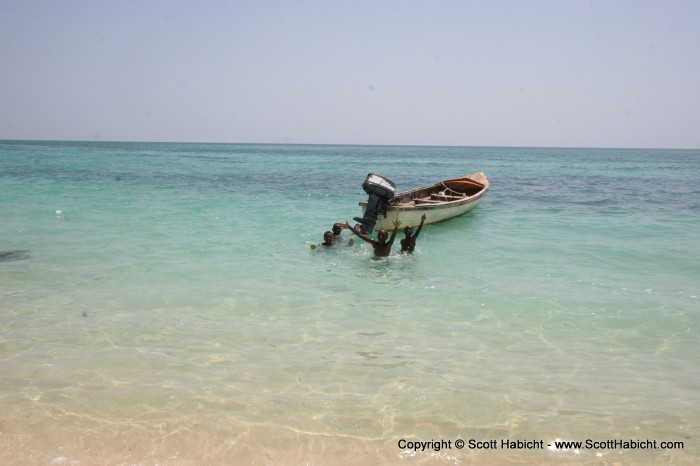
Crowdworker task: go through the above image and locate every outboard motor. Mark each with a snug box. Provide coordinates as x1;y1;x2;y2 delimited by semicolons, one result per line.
354;173;396;234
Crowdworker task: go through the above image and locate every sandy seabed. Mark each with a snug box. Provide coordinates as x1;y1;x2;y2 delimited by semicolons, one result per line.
1;406;696;466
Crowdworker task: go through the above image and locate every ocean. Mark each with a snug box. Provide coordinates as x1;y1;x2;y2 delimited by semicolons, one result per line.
1;141;698;465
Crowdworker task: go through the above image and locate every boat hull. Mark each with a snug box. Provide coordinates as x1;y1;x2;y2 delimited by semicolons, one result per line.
359;172;489;231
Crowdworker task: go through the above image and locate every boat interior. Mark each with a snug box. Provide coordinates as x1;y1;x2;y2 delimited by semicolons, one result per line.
392;179;485;207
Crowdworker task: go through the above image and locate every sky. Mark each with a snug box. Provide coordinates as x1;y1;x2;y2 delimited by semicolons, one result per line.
1;0;699;148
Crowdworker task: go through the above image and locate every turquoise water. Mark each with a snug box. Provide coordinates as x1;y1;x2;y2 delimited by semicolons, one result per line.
1;141;699;465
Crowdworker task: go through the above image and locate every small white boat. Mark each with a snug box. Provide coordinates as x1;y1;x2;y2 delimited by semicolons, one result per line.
357;172;489;232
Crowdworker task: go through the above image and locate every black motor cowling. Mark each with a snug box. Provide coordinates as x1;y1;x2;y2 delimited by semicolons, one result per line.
353;173;396;234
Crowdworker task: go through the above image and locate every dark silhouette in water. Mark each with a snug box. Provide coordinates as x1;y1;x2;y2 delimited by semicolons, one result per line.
331;222;354;247
400;213;427;254
310;231;335;250
0;250;31;262
345;219;401;257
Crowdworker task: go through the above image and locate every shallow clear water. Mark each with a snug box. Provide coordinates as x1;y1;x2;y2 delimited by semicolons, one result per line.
1;141;699;464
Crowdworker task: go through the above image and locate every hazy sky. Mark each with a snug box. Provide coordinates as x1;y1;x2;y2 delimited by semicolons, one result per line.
1;0;699;148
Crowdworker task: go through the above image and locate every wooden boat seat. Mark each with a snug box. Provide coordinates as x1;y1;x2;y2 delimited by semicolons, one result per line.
414;198;445;204
431;194;465;201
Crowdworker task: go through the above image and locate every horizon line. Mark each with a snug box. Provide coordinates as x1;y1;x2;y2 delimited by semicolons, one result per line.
1;138;697;151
